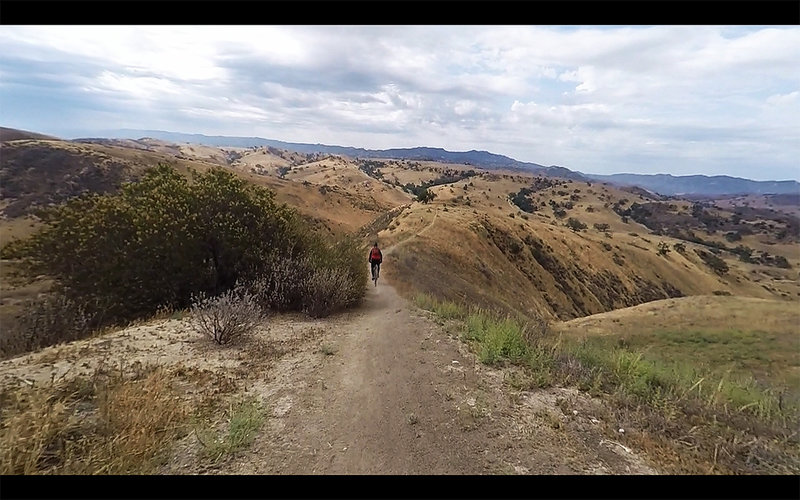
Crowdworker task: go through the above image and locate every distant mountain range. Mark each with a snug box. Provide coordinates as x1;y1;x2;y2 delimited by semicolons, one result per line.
584;173;800;197
82;129;589;181
45;128;800;197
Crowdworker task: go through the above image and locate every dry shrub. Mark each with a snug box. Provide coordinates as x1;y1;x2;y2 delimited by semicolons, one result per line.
0;293;96;359
301;266;356;318
0;365;188;474
253;244;366;319
191;286;264;345
252;255;313;312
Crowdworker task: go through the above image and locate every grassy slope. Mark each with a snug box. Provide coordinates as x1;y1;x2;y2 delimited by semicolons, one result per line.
377;169;799;322
554;295;800;404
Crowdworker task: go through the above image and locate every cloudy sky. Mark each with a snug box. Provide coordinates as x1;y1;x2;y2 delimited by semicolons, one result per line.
1;25;798;181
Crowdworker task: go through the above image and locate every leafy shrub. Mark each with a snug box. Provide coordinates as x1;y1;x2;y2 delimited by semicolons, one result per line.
191;286;264;345
724;231;742;242
5;164;373;331
416;188;436;204
565;218;587;232
774;255;791;269
4;164;312;325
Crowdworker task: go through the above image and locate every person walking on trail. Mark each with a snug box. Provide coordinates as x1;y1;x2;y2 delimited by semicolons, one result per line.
368;242;383;285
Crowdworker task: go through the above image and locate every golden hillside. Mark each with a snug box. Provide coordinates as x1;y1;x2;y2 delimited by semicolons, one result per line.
2;132;798;323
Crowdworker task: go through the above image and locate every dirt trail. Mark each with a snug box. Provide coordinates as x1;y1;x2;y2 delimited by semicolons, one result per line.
0;204;659;474
223;279;659;475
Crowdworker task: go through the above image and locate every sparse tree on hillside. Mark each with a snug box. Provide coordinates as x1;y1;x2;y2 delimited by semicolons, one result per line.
695;249;729;275
565;218;587;233
657;241;671;256
416;188;436;204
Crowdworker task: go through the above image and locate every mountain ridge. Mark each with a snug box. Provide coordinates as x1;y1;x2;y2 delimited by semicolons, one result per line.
584;172;800;196
7;127;797;195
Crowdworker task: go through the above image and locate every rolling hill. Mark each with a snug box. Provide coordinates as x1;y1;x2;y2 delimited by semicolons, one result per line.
3;128;798;322
77;128;798;195
1;127;798;476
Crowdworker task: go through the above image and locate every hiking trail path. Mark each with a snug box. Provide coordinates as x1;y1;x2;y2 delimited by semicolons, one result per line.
0;206;659;475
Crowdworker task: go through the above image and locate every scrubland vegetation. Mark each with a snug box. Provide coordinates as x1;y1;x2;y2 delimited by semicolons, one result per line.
413;293;800;474
1;163;367;358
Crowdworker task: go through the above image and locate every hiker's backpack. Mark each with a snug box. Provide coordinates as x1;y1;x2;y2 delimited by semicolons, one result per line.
370;247;382;263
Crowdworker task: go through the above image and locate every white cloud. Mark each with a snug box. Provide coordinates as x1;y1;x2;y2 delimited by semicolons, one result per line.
766;90;799;107
1;25;798;180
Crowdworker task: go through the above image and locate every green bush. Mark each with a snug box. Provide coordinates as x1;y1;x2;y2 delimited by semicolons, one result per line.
565;217;587;232
694;248;729;275
5;164;367;337
416;188;436;204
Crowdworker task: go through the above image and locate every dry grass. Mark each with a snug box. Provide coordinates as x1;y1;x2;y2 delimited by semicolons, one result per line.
0;363;189;474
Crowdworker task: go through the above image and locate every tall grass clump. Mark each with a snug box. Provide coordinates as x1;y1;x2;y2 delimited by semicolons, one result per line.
0;365;188;474
413;292;467;320
417;294;552;369
195;396;265;463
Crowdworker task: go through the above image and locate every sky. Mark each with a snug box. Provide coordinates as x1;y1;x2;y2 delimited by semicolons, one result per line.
1;25;799;181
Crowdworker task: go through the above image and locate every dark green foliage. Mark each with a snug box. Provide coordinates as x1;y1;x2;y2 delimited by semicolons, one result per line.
724;231;742;242
628;202;652;224
733;245;753;263
6;164;367;331
774;255;791;269
593;223;610;233
357;160;385;180
416;188;436;204
509;188;537;213
657;241;671;256
695;249;729;275
565;218;587;232
673;242;687;254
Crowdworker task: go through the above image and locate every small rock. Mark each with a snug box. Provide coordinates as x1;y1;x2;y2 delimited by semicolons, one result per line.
590;418;599;424
342;447;347;451
572;410;578;416
452;360;460;364
618;428;625;434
